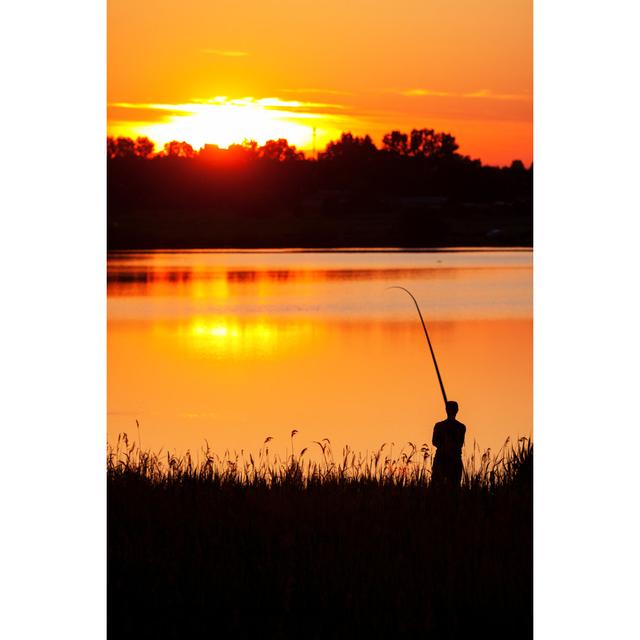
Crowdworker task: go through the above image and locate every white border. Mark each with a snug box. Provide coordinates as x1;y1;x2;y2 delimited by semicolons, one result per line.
535;1;640;637
0;1;106;638
1;1;639;637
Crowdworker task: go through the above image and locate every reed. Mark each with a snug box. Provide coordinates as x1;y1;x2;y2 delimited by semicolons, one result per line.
108;431;532;489
108;433;532;638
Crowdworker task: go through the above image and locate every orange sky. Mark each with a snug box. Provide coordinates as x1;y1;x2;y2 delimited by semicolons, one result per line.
108;0;532;166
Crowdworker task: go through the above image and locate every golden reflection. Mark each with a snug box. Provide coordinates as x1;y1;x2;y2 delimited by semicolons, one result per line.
190;274;230;300
156;316;317;358
107;265;467;298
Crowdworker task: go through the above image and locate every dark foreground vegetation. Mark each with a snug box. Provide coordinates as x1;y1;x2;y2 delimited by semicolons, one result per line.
108;436;532;639
108;130;532;250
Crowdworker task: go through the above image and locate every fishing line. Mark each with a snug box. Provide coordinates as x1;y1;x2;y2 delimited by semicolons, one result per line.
387;286;448;408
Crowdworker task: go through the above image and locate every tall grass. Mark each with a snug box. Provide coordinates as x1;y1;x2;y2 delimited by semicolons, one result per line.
108;434;532;639
108;431;532;489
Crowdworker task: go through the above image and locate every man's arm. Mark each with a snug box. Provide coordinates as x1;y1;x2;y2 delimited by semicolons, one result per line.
432;423;442;448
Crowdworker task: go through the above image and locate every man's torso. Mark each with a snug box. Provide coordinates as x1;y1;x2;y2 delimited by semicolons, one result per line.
433;419;466;457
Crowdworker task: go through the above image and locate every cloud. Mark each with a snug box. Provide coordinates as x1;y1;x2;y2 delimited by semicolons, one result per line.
462;90;530;101
111;102;189;110
111;97;345;113
108;97;352;128
281;88;354;97
400;88;530;101
108;102;196;123
254;97;346;112
201;49;249;57
400;89;451;97
190;96;347;115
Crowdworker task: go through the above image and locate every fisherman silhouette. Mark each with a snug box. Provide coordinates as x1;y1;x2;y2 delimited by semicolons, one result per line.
431;400;466;487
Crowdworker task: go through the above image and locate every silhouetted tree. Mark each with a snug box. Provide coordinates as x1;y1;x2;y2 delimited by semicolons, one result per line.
106;128;532;250
382;130;409;156
224;140;259;163
409;128;435;157
406;129;459;159
241;140;258;155
433;132;459;158
107;136;118;159
258;138;305;161
107;136;137;159
320;133;378;162
134;136;155;159
107;136;156;159
163;140;196;158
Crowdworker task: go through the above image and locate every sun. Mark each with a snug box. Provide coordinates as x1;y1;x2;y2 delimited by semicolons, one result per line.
110;97;342;151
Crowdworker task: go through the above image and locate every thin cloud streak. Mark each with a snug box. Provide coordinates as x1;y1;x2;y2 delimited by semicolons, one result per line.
111;102;197;112
111;96;347;116
400;88;530;101
401;89;451;97
281;88;354;97
201;49;249;57
462;89;530;101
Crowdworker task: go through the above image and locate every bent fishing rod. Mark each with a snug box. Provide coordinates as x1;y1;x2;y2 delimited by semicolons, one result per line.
387;286;448;409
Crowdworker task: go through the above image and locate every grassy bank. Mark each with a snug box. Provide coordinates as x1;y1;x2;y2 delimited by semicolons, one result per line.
108;436;532;639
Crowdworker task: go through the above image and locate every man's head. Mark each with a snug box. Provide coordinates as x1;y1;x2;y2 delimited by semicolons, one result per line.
446;400;459;419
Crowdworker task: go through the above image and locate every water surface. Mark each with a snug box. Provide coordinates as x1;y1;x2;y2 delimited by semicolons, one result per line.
108;249;532;458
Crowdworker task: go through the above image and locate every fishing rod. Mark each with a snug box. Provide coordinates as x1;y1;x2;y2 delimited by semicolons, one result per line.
387;286;448;409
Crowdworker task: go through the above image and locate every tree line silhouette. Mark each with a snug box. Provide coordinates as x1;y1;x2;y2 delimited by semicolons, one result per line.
107;129;532;249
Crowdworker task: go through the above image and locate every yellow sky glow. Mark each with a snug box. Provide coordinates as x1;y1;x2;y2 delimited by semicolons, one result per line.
108;97;347;150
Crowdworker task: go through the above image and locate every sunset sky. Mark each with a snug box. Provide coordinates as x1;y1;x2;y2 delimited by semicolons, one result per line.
108;0;531;166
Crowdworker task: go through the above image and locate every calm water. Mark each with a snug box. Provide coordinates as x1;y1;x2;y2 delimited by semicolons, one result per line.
108;249;532;458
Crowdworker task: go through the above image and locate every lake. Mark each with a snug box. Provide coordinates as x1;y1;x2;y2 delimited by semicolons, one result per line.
108;249;532;459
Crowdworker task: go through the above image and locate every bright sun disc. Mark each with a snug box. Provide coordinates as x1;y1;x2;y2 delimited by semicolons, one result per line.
112;97;341;151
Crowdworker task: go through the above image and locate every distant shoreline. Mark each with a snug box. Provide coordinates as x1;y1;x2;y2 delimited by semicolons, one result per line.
107;245;533;254
108;139;532;252
107;209;532;250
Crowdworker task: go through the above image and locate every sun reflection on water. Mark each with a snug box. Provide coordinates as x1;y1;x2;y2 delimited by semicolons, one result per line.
155;316;317;358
